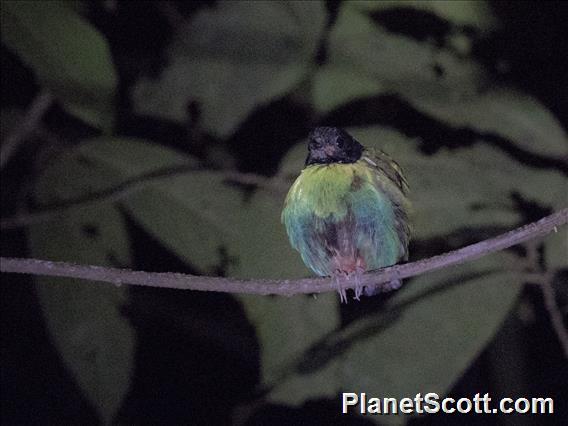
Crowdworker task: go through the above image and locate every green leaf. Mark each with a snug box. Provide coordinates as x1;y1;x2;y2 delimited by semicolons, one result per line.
312;66;384;113
341;260;522;423
312;5;485;113
409;89;568;157
73;138;341;406
125;170;254;275
132;0;326;137
239;293;341;405
74;139;234;274
73;138;307;278
1;1;117;130
28;151;134;424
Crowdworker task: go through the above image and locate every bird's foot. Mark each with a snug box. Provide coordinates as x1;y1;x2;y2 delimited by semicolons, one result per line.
353;266;365;301
332;270;349;304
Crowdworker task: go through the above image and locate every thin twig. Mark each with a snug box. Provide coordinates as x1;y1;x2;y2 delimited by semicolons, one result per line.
540;276;568;359
521;240;568;359
0;167;289;230
0;91;54;170
1;209;566;295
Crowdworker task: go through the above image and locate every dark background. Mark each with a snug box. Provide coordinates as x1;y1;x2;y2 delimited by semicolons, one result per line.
2;1;567;425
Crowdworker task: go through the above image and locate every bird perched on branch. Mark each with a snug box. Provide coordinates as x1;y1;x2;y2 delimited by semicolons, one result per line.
282;127;411;302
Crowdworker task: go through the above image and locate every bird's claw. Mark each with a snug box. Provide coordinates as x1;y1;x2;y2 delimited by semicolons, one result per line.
333;270;349;303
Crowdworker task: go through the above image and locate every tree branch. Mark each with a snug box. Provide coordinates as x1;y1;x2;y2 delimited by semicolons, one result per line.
0;91;54;170
1;209;566;295
520;241;568;360
540;275;568;359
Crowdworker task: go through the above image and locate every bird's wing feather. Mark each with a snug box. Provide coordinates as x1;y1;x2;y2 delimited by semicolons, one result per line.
362;148;411;260
362;148;409;195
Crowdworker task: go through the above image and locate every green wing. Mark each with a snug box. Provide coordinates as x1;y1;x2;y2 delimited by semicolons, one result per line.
362;148;411;260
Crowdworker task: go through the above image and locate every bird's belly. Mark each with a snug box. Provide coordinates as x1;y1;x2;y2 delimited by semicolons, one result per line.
300;208;396;277
282;164;402;277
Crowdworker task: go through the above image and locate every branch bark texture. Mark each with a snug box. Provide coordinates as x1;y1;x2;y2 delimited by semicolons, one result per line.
1;209;566;296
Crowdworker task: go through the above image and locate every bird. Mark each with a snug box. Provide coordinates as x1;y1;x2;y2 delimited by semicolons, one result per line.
281;127;411;302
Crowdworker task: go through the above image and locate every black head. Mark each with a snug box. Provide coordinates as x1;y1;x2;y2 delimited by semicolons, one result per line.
305;127;363;166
